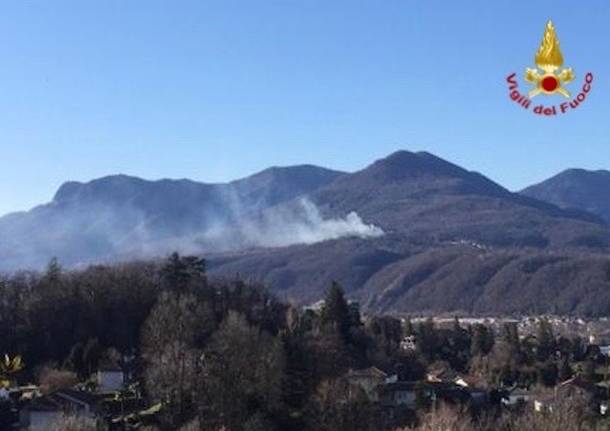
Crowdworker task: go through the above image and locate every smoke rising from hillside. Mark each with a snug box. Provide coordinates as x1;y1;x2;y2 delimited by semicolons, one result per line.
0;196;383;270
203;197;384;248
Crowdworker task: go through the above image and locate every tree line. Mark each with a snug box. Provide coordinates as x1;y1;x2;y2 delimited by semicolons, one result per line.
1;254;609;430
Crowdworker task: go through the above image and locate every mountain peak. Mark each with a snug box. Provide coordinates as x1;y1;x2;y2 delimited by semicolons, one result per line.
367;150;469;181
53;175;149;204
556;168;610;179
232;164;344;185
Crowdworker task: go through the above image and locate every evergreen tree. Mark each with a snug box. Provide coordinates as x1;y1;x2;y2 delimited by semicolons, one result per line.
44;257;63;284
470;324;494;357
582;359;596;382
416;318;438;362
537;360;558;386
536;318;556;362
404;318;415;337
320;282;351;338
502;322;520;354
161;252;207;294
558;356;572;382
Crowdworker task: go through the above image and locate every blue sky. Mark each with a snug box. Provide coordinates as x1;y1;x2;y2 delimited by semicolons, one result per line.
1;0;609;215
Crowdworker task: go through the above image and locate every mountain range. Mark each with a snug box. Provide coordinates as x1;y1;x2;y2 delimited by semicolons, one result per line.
3;150;610;316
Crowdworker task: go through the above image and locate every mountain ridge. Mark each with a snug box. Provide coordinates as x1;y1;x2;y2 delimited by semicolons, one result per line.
4;150;610;315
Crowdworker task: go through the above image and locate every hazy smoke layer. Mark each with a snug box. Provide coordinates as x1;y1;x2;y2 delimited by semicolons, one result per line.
116;197;384;259
205;198;384;248
0;195;383;270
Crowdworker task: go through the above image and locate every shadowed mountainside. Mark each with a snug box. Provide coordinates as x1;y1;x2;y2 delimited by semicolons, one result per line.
521;168;610;223
208;151;610;316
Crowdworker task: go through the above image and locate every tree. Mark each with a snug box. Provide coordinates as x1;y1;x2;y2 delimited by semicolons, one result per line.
308;378;380;431
44;257;63;284
558;356;572;382
141;292;216;356
177;419;202;431
470;324;494;357
537;361;558;386
82;338;103;377
536;318;556;362
408;404;474;431
416;318;438;362
38;367;79;394
199;312;285;431
311;327;351;379
506;390;596;431
365;316;403;370
143;341;201;428
64;343;86;378
502;322;520;353
404;318;415;336
320;282;351;338
141;292;215;428
581;359;596;383
161;253;206;294
41;414;96;431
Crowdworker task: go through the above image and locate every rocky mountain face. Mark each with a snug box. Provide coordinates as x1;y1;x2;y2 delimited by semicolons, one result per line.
4;151;610;315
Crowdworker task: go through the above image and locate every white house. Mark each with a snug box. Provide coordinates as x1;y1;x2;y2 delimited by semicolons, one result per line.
21;397;62;430
96;365;125;392
502;387;531;406
20;389;98;430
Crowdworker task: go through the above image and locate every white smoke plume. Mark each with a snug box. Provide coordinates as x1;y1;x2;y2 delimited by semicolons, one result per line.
204;197;384;248
0;195;384;270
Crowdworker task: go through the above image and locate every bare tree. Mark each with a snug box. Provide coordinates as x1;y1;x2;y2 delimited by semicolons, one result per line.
42;414;96;431
199;311;285;431
38;367;79;393
141;291;214;427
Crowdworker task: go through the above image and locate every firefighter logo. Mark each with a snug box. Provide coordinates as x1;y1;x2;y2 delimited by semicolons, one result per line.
524;20;574;98
506;20;593;116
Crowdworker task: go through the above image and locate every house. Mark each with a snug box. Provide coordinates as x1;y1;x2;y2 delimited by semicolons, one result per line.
424;381;471;405
557;375;599;398
400;335;417;351
599;345;610;357
345;367;388;402
380;380;473;410
20;389;100;430
425;369;488;406
20;396;63;430
502;387;531;406
451;375;488;405
533;376;603;415
378;382;419;408
426;368;459;384
533;394;556;413
385;374;399;384
96;364;125;392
